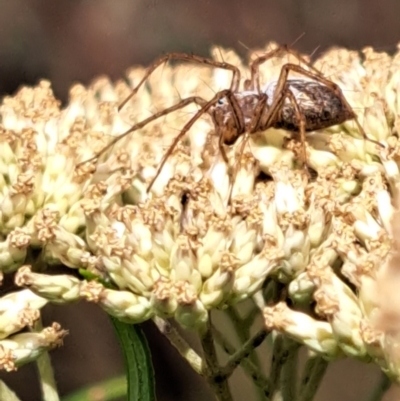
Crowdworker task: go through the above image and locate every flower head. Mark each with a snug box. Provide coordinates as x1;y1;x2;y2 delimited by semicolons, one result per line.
0;43;400;378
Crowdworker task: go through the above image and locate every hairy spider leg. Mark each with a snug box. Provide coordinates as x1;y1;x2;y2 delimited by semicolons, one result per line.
250;48;381;147
118;52;242;112
217;90;247;162
249;63;310;169
282;64;381;147
228;87;306;200
247;45;335;163
143;89;247;192
146;89;234;192
80;53;243;171
76;96;208;167
228;93;268;200
247;46;325;165
284;89;308;168
217;83;305;200
248;45;323;94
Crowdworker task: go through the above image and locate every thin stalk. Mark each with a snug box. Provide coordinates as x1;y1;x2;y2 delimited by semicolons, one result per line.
242;307;260;329
152;317;204;375
269;334;285;401
299;356;328;401
226;306;262;370
212;325;271;399
221;329;268;378
201;317;233;401
32;319;59;401
280;339;300;401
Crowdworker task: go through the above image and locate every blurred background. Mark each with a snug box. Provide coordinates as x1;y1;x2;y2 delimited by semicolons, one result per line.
0;0;399;400
1;0;400;100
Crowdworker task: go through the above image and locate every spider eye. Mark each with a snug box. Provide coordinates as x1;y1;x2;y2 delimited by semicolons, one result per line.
217;98;225;105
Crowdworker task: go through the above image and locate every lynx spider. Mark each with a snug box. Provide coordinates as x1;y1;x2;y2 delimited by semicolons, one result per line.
79;46;380;192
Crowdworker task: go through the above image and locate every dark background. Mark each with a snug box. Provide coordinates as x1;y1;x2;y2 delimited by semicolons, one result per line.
2;0;400;100
0;0;399;400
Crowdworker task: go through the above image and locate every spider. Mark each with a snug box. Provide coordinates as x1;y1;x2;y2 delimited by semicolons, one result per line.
78;46;381;192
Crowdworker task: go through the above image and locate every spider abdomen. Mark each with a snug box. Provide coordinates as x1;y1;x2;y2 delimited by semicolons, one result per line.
267;79;355;132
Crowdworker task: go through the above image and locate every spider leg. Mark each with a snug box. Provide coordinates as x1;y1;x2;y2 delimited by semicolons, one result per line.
147;89;232;192
227;132;249;202
248;45;323;93
284;89;308;169
119;52;242;111
251;65;308;166
256;63;292;130
268;62;382;147
248;94;268;132
217;90;246;162
227;94;267;201
249;45;382;146
77;96;208;168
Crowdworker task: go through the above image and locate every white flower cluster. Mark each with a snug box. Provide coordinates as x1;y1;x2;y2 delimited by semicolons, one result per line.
0;44;399;378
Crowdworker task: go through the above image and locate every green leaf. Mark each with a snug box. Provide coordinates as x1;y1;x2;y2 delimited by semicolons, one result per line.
111;317;156;401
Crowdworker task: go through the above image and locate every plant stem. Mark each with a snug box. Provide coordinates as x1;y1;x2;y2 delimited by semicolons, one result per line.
212;325;271;399
201;317;233;401
242;307;260;328
152;317;204;375
221;329;268;377
33;319;59;401
226;306;262;370
269;334;285;401
299;356;328;401
281;339;300;401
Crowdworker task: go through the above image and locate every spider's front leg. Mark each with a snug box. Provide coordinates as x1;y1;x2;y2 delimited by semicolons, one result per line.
119;52;242;111
146;89;235;193
76;96;208;168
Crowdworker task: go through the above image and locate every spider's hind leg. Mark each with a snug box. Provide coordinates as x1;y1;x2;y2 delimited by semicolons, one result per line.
284;89;310;174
